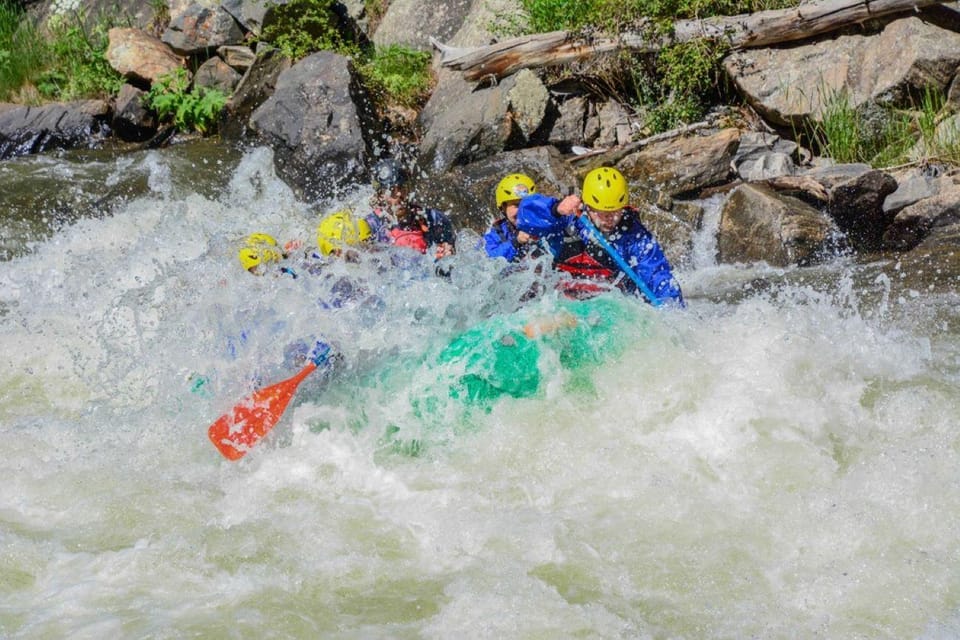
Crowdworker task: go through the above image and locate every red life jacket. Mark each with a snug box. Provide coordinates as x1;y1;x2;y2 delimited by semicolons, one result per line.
389;226;427;253
555;249;617;299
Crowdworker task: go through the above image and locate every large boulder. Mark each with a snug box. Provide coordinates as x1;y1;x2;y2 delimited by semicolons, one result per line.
718;183;843;267
106;28;185;86
372;0;473;50
619;128;740;198
725;17;960;127
221;48;293;141
249;51;374;203
162;2;245;56
0;100;111;160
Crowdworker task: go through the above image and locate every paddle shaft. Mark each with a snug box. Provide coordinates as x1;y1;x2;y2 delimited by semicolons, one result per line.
579;214;662;307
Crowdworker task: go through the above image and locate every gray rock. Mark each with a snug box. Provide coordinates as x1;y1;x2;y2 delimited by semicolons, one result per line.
162;3;245;56
250;51;373;202
0;100;112;160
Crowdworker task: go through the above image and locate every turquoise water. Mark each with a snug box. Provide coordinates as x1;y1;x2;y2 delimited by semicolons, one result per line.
2;145;960;638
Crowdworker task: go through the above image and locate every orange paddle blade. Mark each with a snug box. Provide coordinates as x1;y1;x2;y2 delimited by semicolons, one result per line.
207;361;318;461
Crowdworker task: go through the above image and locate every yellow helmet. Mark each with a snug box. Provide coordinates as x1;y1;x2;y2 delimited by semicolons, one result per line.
238;233;283;272
317;210;372;256
495;173;536;208
582;166;629;212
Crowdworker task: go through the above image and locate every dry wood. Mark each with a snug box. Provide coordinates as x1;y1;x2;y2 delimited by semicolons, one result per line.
762;174;831;201
432;0;951;82
569;120;714;167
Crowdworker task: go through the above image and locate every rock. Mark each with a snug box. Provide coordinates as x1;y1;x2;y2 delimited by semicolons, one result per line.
725;17;960;126
372;0;473;50
218;45;258;71
883;178;960;250
719;183;843;266
827;170;899;251
221;48;292;140
193;56;242;94
620;128;740;197
162;3;245;56
0;100;112;160
249;51;373;202
112;84;157;142
106;28;185;86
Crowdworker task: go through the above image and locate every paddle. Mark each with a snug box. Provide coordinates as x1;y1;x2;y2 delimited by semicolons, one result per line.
207;342;332;461
579;213;662;307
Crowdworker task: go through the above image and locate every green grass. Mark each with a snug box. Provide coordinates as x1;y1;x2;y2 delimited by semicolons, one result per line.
0;0;50;101
801;84;960;169
39;12;125;100
358;45;433;109
0;2;124;102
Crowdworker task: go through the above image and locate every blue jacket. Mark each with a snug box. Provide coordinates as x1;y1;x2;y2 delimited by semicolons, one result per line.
482;218;547;262
516;193;684;305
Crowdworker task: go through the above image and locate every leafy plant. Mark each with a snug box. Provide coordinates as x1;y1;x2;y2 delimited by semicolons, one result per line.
260;0;359;60
801;85;920;168
0;0;51;101
917;84;944;151
358;45;433;109
810;87;863;163
146;68;228;134
38;12;124;100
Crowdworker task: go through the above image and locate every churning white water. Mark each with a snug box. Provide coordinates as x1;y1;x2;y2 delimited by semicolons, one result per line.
2;145;960;639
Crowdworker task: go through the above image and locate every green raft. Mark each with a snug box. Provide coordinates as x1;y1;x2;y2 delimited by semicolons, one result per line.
316;295;652;452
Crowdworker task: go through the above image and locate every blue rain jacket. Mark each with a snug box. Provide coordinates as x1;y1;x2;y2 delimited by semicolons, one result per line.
516;193;684;305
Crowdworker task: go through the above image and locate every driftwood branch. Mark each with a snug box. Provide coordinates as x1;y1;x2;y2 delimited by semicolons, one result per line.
569;120;714;167
432;0;950;83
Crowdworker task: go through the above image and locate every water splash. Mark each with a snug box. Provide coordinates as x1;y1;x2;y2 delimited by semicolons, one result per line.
2;145;960;638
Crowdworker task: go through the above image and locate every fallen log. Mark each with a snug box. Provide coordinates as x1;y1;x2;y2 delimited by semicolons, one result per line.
432;0;951;83
569;120;714;167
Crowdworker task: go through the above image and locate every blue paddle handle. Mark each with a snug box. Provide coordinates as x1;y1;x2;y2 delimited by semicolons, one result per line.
309;340;333;366
580;215;662;307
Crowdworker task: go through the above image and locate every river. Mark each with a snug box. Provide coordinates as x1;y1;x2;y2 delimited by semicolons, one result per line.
1;142;959;638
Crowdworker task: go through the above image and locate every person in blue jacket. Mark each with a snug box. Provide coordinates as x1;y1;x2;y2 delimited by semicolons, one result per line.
516;166;684;306
483;173;545;262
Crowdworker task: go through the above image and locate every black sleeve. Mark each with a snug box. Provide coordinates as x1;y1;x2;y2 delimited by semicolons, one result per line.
425;208;456;247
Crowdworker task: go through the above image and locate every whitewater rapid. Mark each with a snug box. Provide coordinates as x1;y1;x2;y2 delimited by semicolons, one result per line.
1;145;959;639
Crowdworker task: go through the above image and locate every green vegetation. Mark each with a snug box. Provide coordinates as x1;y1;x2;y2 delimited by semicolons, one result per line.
513;0;797;133
38;12;125;100
146;68;227;135
0;1;52;101
259;0;434;111
801;84;960;168
358;45;433;109
260;0;360;60
0;1;123;102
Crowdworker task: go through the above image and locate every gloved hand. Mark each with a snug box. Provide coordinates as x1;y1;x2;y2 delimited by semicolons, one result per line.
309;340;332;366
